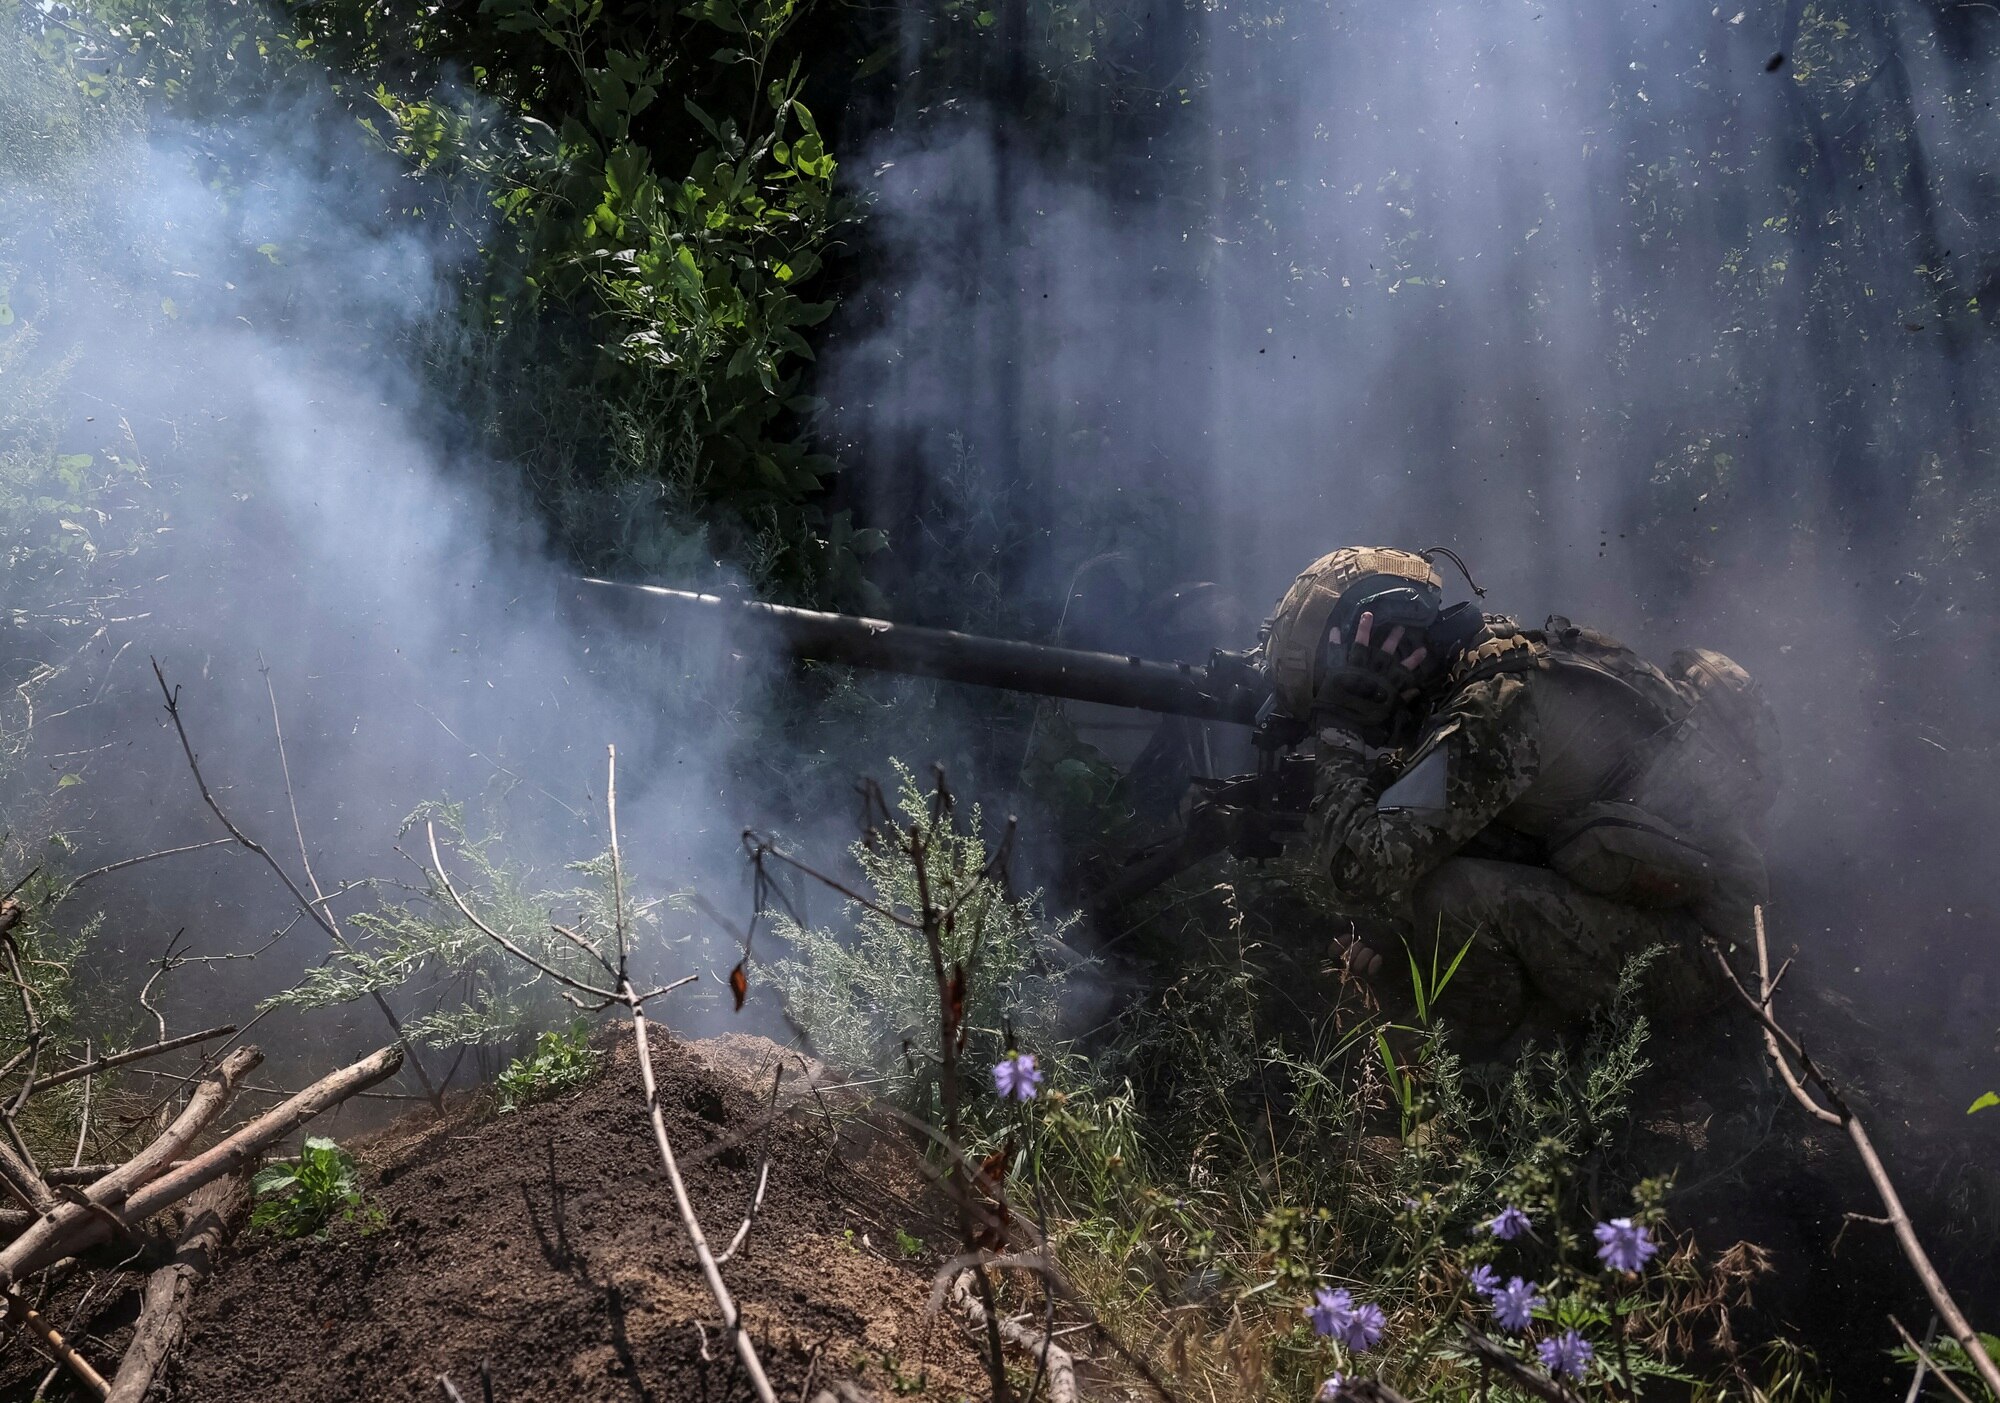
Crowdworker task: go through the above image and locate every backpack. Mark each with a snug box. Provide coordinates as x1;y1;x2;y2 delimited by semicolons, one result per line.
1452;616;1778;906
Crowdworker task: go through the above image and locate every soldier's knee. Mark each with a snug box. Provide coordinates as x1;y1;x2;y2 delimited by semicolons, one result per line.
1413;857;1523;935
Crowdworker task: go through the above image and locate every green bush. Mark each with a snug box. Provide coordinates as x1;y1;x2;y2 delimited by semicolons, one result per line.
251;1136;371;1239
266;802;638;1054
496;1020;601;1111
767;761;1083;1124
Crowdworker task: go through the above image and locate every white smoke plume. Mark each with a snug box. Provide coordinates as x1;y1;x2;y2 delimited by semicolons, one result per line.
820;2;2000;1053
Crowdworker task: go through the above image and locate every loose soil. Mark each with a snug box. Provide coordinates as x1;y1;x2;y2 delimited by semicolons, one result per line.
4;1031;993;1402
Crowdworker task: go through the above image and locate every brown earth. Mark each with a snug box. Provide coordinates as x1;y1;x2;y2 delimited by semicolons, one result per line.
1;1031;995;1402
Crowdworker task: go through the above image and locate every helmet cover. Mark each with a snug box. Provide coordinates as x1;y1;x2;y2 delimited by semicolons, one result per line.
1263;548;1445;734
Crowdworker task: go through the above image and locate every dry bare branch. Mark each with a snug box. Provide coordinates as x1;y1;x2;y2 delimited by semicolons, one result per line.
947;1269;1076;1403
0;1045;401;1284
426;824;617;1002
27;1026;237;1097
61;840;235;894
626;988;776;1403
1890;1314;1978;1403
1707;909;2000;1398
150;659;441;1110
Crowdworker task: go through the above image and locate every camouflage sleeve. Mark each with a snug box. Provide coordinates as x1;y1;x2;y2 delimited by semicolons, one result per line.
1309;675;1540;904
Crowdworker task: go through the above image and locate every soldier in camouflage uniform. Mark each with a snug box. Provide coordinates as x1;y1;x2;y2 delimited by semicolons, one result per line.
1262;548;1778;1048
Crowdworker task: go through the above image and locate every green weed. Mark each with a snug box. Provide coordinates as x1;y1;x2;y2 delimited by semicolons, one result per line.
496;1021;601;1112
251;1137;373;1239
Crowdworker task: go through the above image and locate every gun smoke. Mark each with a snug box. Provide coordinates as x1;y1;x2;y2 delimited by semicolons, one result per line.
819;0;2000;1067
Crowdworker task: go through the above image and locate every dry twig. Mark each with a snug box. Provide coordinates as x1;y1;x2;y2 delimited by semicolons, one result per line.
1706;909;2000;1398
4;1285;107;1398
0;1045;401;1284
26;1026;236;1098
947;1269;1077;1403
150;659;442;1110
1890;1313;1978;1403
434;746;777;1403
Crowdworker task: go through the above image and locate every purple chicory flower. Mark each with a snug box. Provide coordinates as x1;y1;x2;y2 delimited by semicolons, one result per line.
1537;1330;1595;1380
1467;1264;1501;1297
1338;1299;1386;1352
1316;1375;1346;1402
1304;1289;1386;1352
992;1052;1043;1101
1483;1205;1532;1241
1305;1287;1353;1338
1489;1276;1544;1333
1593;1217;1659;1274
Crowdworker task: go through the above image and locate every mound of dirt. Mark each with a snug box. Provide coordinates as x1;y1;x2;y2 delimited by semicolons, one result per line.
159;1030;988;1402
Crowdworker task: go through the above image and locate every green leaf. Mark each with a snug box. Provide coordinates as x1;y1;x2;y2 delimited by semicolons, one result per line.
251;1165;297;1195
1971;1091;2000;1115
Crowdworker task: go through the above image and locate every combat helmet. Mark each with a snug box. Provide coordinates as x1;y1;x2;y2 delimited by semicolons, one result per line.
1262;547;1482;741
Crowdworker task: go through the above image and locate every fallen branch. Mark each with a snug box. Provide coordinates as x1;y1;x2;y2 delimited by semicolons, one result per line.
0;1045;400;1283
105;1170;254;1403
947;1269;1077;1403
0;1047;261;1287
1706;910;2000;1399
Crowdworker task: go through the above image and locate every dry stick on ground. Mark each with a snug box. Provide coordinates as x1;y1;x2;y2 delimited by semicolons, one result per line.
0;1050;258;1393
4;1285;108;1398
0;1045;401;1285
150;659;443;1111
1705;908;2000;1399
104;1170;254;1403
430;747;778;1403
0;1047;263;1289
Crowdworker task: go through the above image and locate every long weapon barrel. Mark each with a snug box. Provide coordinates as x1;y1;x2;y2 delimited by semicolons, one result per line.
575;578;1265;725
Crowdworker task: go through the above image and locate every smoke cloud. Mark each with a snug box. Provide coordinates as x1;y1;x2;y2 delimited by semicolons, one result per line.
820;3;2000;1062
0;48;777;1068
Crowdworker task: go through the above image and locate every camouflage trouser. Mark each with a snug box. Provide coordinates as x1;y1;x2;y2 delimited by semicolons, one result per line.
1411;857;1728;1049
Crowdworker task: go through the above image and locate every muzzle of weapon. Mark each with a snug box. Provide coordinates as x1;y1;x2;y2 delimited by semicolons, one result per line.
571;577;1268;725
